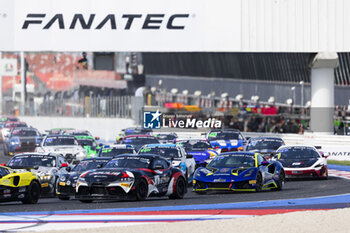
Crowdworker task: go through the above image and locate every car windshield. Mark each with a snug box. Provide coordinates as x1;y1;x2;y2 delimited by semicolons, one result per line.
123;137;159;145
207;132;239;140
8;155;56;167
139;147;180;158
44;136;77;146
179;140;212;151
208;154;255;168
100;148;135;157
277;148;320;159
246;139;283;151
0;167;9;178
12;129;39;137
72;159;110;172
104;157;151;169
76;139;94;147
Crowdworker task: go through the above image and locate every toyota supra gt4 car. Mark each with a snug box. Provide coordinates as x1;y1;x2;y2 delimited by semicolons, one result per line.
273;145;328;179
75;154;186;202
193;152;285;194
0;165;41;204
57;157;112;200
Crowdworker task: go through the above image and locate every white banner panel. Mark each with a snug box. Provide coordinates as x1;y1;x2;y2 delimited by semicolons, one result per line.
322;146;350;161
0;0;241;52
0;59;17;76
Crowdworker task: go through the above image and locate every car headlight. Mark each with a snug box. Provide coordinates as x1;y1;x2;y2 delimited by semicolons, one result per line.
60;176;66;182
315;163;324;168
78;177;85;182
120;177;134;182
243;169;255;177
40;174;52;181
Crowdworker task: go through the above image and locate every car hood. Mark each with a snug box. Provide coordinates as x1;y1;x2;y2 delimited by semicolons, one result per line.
81;168;136;184
42;146;84;153
196;167;256;182
209;140;241;148
278;158;318;168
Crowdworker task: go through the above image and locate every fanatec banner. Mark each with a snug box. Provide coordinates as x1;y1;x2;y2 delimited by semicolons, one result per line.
0;0;241;52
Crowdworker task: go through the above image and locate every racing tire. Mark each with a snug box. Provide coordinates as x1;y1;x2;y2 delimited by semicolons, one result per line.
79;199;93;203
255;172;263;192
169;177;186;199
22;181;41;204
136;179;148;201
58;196;70;200
275;170;285;191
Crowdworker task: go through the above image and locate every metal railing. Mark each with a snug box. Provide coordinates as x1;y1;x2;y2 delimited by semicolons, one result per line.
3;96;136;119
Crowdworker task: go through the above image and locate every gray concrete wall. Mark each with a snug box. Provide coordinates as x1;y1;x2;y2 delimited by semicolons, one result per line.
146;75;350;106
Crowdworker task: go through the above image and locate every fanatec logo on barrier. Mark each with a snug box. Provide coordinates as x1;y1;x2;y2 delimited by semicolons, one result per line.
143;110;222;129
22;13;190;30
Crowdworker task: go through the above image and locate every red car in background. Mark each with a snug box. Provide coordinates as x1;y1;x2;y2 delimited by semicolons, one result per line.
0;121;28;143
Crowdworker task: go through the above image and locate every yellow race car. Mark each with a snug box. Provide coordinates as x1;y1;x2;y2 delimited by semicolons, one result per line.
0;165;41;204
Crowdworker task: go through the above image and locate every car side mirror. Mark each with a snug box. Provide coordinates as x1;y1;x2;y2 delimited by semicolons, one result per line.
95;136;100;140
61;163;68;168
99;143;103;147
153;164;164;170
33;165;39;170
186;154;193;159
66;166;71;172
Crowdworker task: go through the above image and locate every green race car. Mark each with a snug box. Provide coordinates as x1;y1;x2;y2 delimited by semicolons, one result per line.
75;136;102;158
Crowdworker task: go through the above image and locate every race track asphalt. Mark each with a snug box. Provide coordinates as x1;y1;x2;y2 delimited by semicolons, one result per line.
1;148;350;213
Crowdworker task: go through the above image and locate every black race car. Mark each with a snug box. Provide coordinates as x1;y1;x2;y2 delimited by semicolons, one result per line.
56;157;112;200
75;154;186;202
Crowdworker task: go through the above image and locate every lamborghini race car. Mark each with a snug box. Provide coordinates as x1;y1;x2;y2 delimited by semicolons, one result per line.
75;154;187;202
56;157;112;200
6;153;70;196
193;152;285;194
175;138;218;168
206;129;246;152
0;165;41;204
138;144;196;183
273;145;328;179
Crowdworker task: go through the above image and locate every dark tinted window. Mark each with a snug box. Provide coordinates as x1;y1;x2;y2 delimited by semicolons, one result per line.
105;157;151;169
277;147;320;159
208;154;255;167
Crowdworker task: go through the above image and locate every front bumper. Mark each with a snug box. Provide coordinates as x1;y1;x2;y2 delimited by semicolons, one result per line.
193;180;256;192
57;183;76;197
76;185;132;200
284;166;327;178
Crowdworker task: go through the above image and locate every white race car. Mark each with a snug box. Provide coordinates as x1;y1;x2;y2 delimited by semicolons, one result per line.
273;145;328;179
35;135;87;164
138;143;196;183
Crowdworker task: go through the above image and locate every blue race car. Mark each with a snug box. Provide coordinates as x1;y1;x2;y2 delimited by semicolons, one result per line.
175;138;218;169
193;152;285;194
4;127;42;156
206;129;246;152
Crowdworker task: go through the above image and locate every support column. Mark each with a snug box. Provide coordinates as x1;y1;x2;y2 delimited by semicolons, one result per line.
310;52;338;134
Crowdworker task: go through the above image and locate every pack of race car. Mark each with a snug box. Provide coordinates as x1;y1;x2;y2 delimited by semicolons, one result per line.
0;121;330;204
